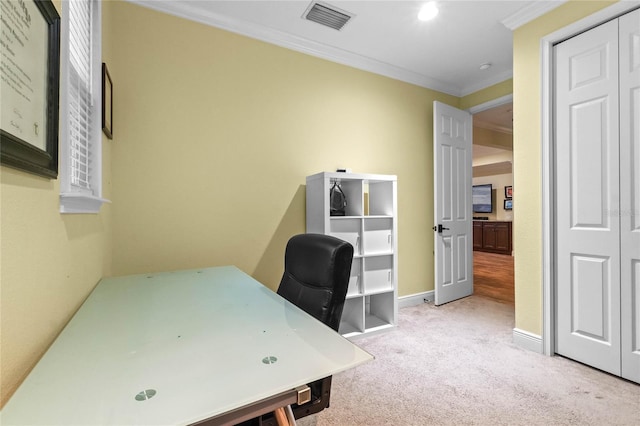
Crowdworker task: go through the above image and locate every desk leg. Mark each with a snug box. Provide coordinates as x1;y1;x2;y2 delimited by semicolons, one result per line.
285;405;296;424
274;406;296;426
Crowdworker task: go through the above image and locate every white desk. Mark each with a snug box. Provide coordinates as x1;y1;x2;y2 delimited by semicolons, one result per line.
1;266;373;425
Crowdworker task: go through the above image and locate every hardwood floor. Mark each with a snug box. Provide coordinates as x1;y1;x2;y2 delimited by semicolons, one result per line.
473;251;514;305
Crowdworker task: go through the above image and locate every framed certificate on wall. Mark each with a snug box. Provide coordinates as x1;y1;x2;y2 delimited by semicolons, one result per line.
0;0;60;178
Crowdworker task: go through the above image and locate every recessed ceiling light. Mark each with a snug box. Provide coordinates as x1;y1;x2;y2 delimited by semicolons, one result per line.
479;63;492;70
418;2;439;21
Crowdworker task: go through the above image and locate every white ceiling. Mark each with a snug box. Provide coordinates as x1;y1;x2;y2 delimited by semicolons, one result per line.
131;0;566;96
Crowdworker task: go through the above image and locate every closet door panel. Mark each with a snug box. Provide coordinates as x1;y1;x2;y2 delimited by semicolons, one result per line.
555;18;621;376
619;8;640;384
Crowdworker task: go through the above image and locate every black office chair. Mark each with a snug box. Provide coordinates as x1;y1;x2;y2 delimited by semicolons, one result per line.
245;233;354;426
277;233;354;332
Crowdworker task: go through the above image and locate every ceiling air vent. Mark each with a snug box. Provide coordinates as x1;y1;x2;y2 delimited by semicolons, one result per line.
303;2;353;31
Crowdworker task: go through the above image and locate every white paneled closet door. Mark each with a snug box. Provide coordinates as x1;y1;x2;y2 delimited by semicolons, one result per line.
555;17;621;377
555;8;640;383
619;9;640;383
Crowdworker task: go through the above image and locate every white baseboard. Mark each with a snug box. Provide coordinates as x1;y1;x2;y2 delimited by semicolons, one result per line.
398;291;434;308
513;328;543;354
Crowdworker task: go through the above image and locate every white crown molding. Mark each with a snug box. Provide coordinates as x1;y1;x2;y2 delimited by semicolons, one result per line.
501;0;568;31
127;0;469;96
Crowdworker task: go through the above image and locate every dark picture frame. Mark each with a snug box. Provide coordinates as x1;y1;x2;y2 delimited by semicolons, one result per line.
0;0;60;178
505;185;513;198
101;63;113;139
504;199;513;210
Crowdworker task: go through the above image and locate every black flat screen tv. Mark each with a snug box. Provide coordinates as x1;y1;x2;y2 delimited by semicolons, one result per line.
472;184;493;213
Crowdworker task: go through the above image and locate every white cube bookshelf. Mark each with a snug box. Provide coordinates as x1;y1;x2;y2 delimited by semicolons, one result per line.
306;172;398;338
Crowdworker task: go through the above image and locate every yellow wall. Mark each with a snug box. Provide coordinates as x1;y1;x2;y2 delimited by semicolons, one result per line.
460;79;512;111
0;1;113;407
5;0;614;408
104;2;458;297
512;0;616;334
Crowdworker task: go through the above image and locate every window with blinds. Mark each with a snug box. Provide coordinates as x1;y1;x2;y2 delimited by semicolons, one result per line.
68;0;93;192
60;0;108;213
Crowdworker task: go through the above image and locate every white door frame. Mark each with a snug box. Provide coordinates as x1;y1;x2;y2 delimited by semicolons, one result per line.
540;1;640;357
467;94;513;115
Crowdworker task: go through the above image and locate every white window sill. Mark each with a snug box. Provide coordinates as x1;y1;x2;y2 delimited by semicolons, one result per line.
60;193;111;214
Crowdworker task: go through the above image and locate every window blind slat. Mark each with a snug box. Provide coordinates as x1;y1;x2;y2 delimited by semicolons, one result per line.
67;0;94;191
69;0;92;92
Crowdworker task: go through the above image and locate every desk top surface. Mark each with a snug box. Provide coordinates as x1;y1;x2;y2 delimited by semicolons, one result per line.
2;266;373;425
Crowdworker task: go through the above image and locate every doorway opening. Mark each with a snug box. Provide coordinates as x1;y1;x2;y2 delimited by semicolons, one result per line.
471;100;514;307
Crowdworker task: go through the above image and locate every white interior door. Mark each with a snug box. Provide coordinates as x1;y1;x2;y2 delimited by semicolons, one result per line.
555;17;622;376
619;9;640;384
433;101;473;306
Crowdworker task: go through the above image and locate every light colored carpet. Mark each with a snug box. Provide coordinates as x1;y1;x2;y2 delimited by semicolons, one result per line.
299;296;640;425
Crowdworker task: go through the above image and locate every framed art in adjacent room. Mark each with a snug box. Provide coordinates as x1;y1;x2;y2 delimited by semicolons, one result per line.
102;63;113;139
504;199;513;210
505;185;513;198
0;0;60;178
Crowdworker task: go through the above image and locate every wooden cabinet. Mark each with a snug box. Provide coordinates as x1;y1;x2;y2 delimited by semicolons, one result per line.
306;172;397;338
473;221;484;250
473;221;512;255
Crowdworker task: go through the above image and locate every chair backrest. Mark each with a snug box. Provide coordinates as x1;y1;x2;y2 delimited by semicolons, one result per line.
277;234;354;332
